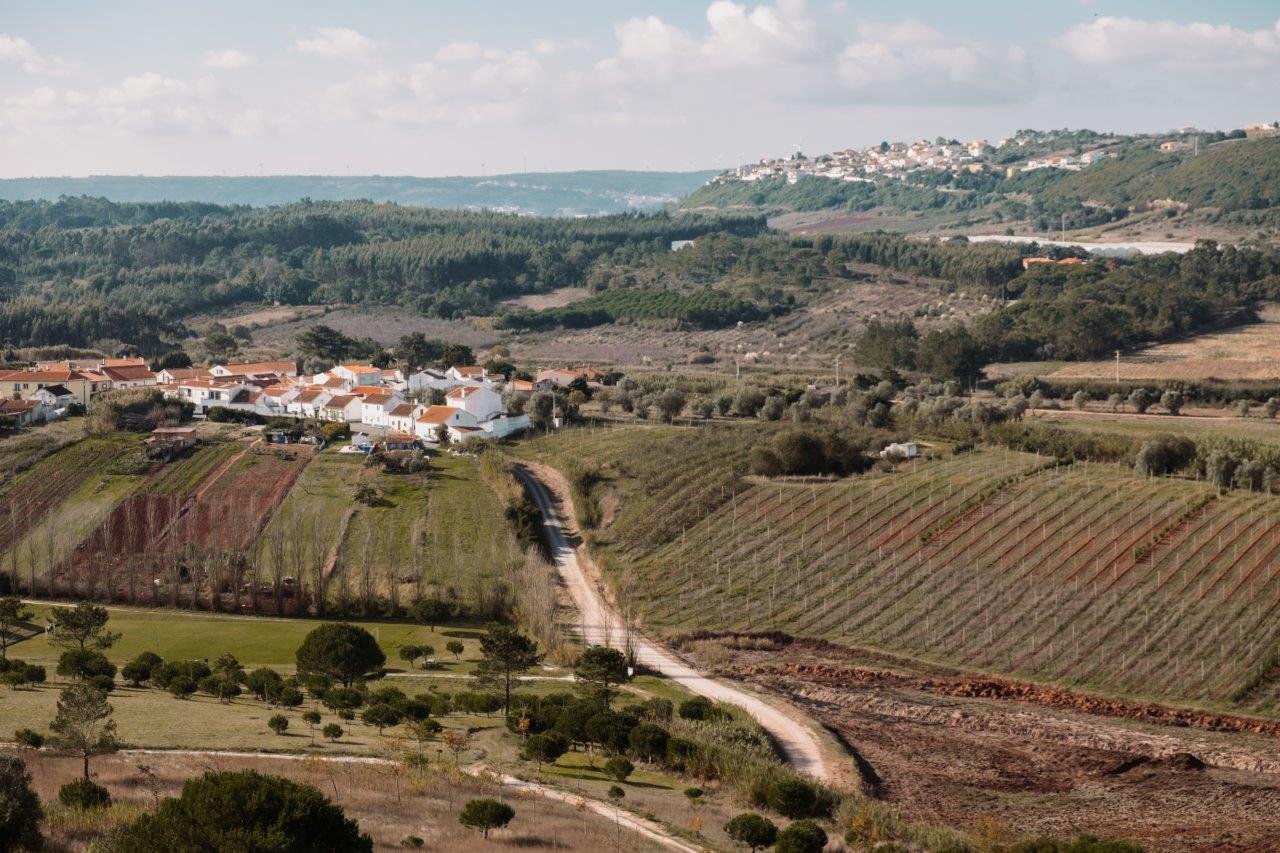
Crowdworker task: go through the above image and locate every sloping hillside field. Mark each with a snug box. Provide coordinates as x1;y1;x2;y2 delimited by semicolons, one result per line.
523;425;1280;714
2;431;517;614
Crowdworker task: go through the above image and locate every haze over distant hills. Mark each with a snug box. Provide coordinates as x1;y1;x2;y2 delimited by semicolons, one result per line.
0;170;719;217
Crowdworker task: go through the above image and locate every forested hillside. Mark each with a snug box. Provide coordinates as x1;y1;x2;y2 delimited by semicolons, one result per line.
0;197;764;350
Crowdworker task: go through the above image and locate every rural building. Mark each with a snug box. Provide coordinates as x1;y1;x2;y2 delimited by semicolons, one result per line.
445;385;503;420
330;363;383;385
386;402;424;434
144;426;198;453
0;398;44;426
318;394;363;423
881;441;919;459
383;432;420;451
155;367;213;384
212;360;298;379
0;369;95;406
99;363;157;388
414;405;479;442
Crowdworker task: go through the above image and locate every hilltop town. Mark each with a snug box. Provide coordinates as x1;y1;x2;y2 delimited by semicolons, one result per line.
707;123;1280;186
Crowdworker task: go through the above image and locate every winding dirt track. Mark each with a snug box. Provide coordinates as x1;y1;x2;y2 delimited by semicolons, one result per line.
514;465;834;784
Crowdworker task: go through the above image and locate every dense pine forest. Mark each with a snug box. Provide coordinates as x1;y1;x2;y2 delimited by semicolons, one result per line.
0;197;765;351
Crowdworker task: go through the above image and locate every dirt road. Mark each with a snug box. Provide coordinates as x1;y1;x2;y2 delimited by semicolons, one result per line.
515;465;834;785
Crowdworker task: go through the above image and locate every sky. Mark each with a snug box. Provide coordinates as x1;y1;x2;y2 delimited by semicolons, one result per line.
1;0;1278;177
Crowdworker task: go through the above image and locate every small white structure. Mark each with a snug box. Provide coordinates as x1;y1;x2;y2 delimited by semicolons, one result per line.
880;441;919;459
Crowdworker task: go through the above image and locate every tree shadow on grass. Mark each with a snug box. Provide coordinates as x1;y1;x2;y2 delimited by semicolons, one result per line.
545;768;670;790
500;836;570;849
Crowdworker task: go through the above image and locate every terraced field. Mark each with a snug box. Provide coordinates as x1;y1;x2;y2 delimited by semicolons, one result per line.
525;425;1280;715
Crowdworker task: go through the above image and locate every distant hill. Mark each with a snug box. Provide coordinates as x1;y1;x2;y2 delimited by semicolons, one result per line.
1007;137;1280;210
0;170;720;217
680;133;1280;233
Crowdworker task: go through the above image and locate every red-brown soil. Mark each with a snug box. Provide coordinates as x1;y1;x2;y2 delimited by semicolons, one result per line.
678;633;1280;850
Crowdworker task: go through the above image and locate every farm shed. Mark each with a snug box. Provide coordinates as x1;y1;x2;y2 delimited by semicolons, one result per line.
264;427;302;445
144;426;198;453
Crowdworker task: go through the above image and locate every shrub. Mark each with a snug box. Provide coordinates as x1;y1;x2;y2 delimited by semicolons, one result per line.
604;756;634;783
775;819;828;853
106;770;371;851
628;723;670;762
278;686;304;708
458;798;515;839
14;728;44;748
323;686;365;711
764;777;818;819
245;667;284;701
1128;388;1154;413
323;723;343;741
683;787;704;801
360;704;402;733
1010;836;1144;853
607;784;625;801
1160;389;1184;415
151;659;210;688
521;733;568;768
267;715;289;735
678;696;718;721
0;755;42;851
168;676;196;699
121;651;163;687
1134;434;1197;476
337;709;355;721
724;813;778;851
401;835;424;848
59;778;111;810
57;649;116;681
1072;390;1088;410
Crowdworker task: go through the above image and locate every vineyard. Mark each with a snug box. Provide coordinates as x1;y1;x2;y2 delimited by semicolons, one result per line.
525;424;1280;715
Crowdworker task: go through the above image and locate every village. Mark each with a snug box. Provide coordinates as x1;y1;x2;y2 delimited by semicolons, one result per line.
708;134;1118;186
0;356;609;450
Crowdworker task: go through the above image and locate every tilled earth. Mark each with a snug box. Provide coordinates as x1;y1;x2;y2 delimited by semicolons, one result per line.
679;635;1280;851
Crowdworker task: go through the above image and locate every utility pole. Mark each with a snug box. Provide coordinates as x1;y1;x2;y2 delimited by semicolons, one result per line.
1061;212;1067;241
835;353;841;387
1115;349;1121;386
735;359;740;382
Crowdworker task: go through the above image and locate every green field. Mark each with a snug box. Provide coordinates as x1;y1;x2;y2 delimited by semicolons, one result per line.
12;603;477;669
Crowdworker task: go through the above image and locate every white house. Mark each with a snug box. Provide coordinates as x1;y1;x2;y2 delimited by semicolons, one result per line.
360;392;403;427
287;387;331;419
407;368;454;393
414;405;479;442
331;363;383;386
28;384;76;409
445;385;503;420
445;365;492;385
478;413;530;439
166;379;256;414
318;394;363;423
386;402;424;434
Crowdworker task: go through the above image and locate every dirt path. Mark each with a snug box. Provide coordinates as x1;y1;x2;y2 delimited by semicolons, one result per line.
514;464;838;786
114;748;700;852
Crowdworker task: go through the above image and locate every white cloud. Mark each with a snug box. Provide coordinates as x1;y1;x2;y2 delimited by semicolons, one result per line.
434;42;483;63
0;70;284;139
292;27;374;58
0;33;71;75
602;3;1028;106
837;21;1032;103
203;48;251;69
1056;16;1280;69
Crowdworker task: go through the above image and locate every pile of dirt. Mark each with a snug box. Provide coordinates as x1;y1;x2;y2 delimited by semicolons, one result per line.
734;660;1280;739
